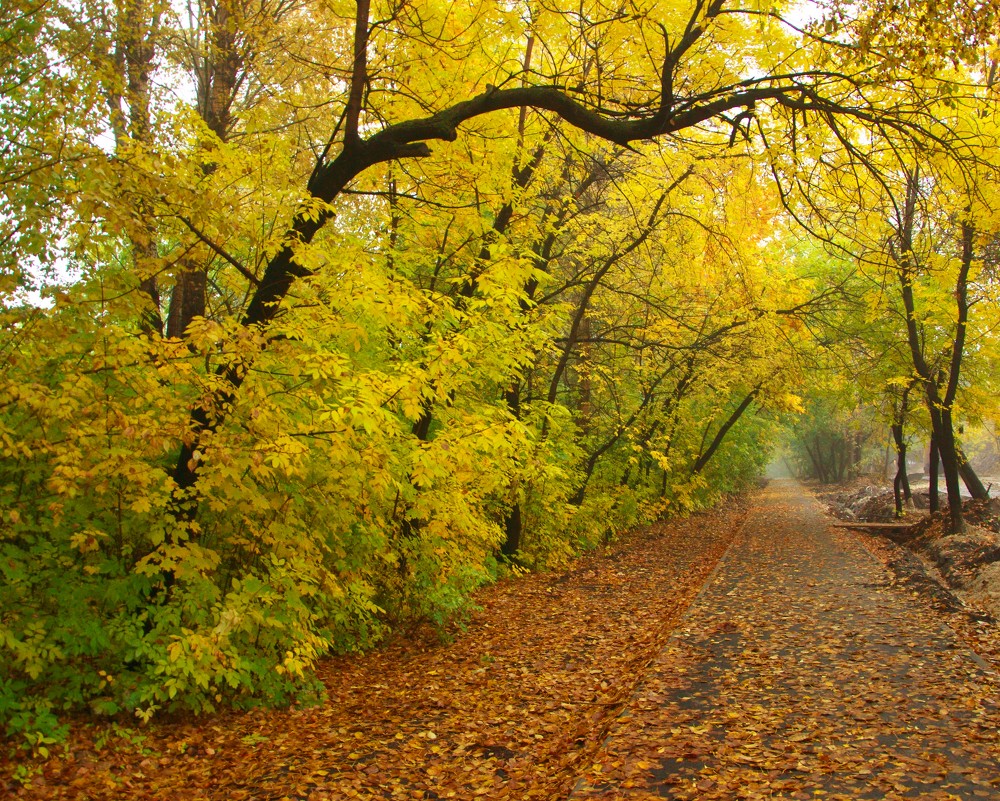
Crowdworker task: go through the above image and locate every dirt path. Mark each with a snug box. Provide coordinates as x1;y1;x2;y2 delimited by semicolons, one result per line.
571;479;1000;800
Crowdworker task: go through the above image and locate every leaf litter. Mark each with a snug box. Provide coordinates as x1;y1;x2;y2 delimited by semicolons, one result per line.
571;480;1000;800
2;501;747;800
8;481;999;800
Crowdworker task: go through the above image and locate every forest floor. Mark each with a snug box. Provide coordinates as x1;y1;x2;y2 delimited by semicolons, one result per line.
2;499;747;800
5;480;999;800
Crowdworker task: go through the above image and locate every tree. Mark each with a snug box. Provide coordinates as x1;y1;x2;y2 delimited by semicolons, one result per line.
3;0;996;737
161;0;964;514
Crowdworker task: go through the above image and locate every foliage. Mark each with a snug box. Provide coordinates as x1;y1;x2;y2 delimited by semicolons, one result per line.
3;0;998;746
1;501;746;796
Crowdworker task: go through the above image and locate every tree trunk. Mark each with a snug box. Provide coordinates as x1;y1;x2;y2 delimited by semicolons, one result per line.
924;397;966;532
957;446;989;500
891;422;908;518
619;464;632;488
165;0;244;340
831;436;847;483
890;387;913;517
165;268;207;338
895;170;970;533
501;503;521;557
576;314;592;432
691;387;758;475
501;384;523;556
110;0;164;334
804;440;825;483
851;428;863;478
928;435;940;514
892;443;912;516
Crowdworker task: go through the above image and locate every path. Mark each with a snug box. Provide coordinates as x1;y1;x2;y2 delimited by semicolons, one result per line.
571;479;1000;800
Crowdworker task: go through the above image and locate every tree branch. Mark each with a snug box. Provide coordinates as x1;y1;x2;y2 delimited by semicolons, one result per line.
177;215;259;286
344;0;371;147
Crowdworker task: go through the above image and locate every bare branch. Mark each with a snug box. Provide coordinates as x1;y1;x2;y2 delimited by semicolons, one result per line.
177;214;259;286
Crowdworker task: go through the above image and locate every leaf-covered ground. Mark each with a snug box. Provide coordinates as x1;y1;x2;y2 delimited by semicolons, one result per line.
571;480;1000;800
3;502;746;799
818;480;1000;665
8;482;999;799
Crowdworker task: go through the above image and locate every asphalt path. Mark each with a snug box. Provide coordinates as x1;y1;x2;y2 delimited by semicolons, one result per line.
571;479;1000;800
